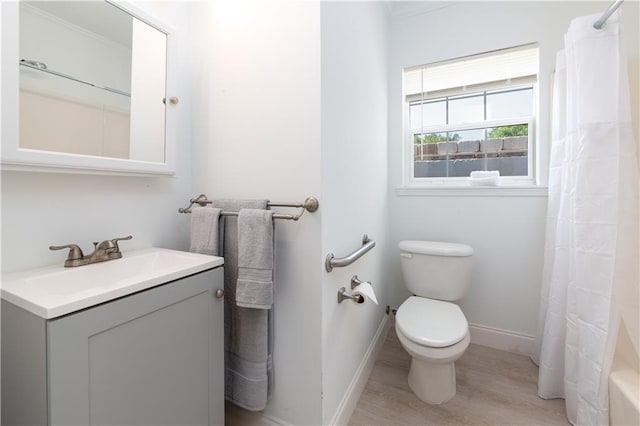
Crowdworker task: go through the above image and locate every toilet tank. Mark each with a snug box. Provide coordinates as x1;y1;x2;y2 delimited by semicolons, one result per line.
398;240;473;302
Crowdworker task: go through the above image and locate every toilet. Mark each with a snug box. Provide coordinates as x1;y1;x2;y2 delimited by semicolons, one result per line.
395;240;474;404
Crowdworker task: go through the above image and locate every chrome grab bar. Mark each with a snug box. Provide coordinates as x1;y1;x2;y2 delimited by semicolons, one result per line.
325;235;376;272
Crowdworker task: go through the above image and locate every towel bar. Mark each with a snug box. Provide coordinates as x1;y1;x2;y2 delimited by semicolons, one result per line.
325;235;376;272
179;194;319;221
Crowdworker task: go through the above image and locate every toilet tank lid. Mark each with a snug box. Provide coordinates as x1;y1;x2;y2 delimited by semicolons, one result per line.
399;240;473;257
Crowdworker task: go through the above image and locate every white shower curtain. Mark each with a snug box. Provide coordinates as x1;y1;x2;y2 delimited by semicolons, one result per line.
533;11;638;426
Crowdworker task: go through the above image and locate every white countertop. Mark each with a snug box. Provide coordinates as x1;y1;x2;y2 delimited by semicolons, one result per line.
1;247;224;319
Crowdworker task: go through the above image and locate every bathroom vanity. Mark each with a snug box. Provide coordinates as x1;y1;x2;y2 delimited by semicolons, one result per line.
1;248;225;426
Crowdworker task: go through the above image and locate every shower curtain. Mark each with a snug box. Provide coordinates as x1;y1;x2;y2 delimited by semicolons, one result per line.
533;11;638;426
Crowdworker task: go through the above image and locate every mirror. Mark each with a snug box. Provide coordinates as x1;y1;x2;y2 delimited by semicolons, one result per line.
0;1;175;175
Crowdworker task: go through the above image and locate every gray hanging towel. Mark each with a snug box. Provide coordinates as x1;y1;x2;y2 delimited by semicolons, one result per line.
189;206;221;255
211;199;274;412
237;209;274;309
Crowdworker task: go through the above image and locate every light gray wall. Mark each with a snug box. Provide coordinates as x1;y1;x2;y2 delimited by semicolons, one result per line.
320;2;390;423
387;1;640;336
189;1;323;424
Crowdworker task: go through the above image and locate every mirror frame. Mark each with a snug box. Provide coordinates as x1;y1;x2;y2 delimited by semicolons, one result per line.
1;1;177;176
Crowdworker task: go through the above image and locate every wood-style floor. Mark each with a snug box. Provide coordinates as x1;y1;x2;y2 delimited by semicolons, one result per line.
225;401;279;426
349;327;569;426
226;326;570;425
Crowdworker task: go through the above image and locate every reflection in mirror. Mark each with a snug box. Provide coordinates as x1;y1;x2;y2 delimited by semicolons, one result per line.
19;1;167;163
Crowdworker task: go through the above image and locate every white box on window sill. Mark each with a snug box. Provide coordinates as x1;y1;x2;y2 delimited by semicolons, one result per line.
469;170;500;186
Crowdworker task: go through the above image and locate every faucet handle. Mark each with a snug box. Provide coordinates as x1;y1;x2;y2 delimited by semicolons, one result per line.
96;240;115;250
110;235;133;252
49;244;84;260
96;235;132;253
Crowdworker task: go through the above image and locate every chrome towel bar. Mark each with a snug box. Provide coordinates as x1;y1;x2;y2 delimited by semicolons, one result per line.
325;235;376;272
178;194;319;221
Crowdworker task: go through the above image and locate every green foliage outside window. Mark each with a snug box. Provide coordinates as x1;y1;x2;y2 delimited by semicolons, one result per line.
487;125;528;139
413;125;527;145
414;133;461;145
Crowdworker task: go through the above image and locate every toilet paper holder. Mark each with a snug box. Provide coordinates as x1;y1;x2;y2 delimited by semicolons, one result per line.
350;275;365;290
337;287;364;304
337;275;368;304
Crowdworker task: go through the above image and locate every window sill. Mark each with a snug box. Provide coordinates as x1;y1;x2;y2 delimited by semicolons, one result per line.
396;185;548;197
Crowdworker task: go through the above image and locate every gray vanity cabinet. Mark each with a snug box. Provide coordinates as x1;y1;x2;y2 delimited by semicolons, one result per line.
2;267;224;426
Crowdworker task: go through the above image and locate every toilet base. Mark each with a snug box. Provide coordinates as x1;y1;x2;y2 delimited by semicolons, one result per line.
395;325;470;405
407;357;456;404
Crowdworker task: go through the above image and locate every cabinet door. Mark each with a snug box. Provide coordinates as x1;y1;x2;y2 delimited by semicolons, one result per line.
47;268;224;426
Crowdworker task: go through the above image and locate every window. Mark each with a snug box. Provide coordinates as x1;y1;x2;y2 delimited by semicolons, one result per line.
403;45;538;186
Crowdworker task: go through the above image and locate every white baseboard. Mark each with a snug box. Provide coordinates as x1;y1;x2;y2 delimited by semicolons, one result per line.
329;314;391;426
469;323;536;355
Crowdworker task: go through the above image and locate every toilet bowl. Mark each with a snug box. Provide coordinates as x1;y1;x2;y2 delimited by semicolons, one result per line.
396;240;473;404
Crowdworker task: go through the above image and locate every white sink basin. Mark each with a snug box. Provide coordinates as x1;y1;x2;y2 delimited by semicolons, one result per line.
1;248;224;319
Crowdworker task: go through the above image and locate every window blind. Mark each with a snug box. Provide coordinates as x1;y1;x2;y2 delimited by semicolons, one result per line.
404;44;539;97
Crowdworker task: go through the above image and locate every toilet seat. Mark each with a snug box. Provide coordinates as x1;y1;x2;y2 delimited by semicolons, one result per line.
396;296;468;348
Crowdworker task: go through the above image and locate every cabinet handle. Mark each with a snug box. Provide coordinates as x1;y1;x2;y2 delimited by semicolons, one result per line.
162;97;179;105
215;289;224;298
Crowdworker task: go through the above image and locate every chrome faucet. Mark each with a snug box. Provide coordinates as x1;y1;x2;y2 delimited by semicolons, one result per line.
50;235;132;267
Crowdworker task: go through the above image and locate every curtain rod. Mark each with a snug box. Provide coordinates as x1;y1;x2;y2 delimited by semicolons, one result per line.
593;0;623;29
